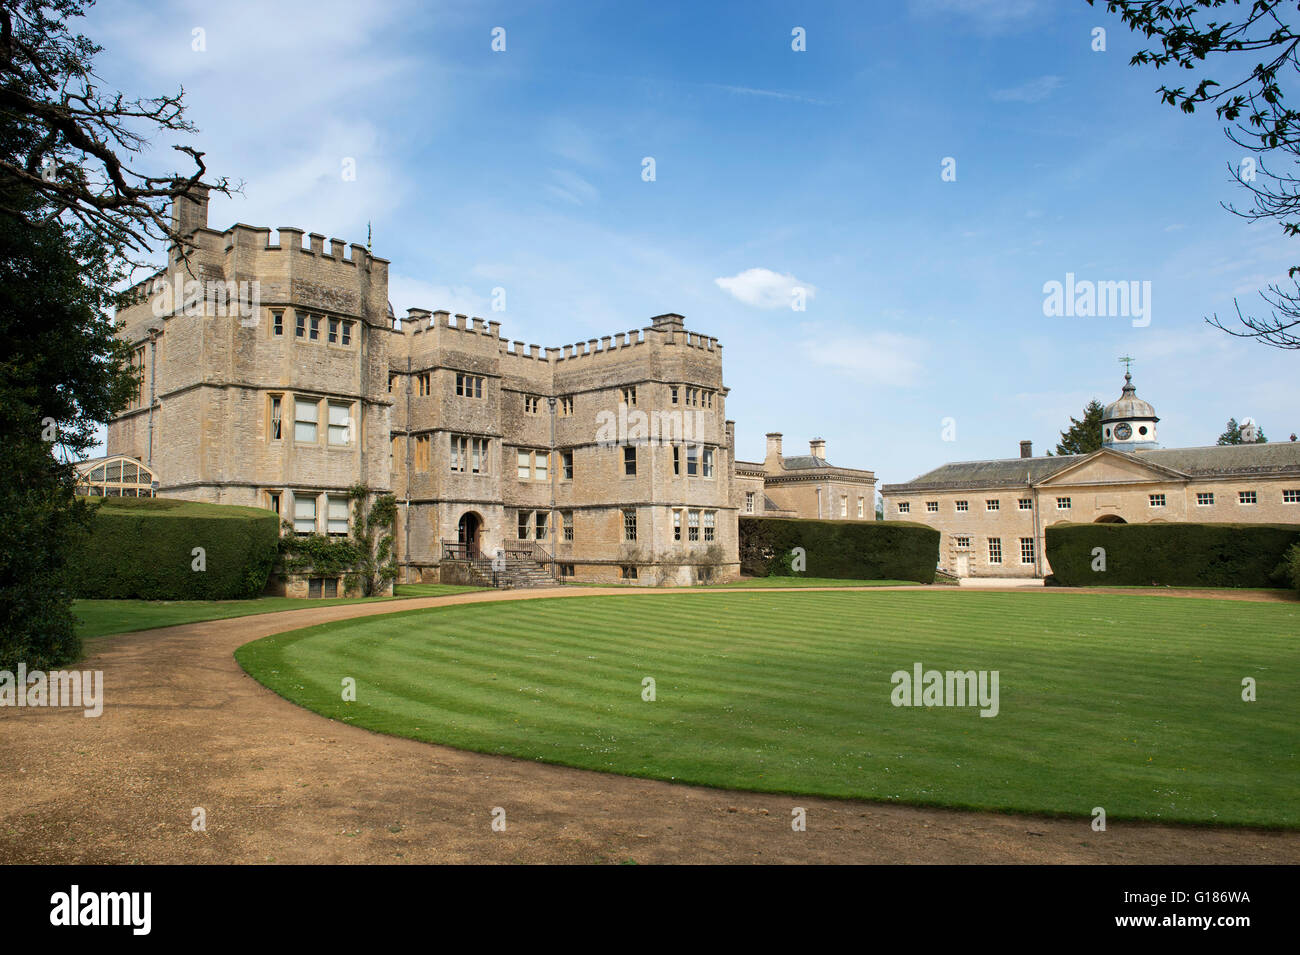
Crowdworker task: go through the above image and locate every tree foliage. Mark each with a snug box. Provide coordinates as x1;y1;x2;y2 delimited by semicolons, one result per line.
1054;399;1106;455
1217;416;1269;443
1090;0;1300;348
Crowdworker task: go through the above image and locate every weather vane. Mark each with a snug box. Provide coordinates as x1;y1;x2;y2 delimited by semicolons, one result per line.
1118;355;1134;375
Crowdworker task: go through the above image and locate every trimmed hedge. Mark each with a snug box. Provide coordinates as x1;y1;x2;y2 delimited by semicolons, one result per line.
739;517;939;583
69;497;279;600
1045;522;1300;588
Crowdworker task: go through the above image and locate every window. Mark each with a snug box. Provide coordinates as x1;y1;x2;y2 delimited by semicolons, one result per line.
623;509;637;541
272;311;283;336
621;386;637;406
387;374;396;394
1197;492;1215;506
269;395;282;440
1283;490;1300;503
559;396;574;416
293;494;317;535
561;450;573;479
673;510;682;541
954;535;971;549
673;446;681;475
986;499;1000;512
341;321;352;346
685;387;698;407
390;436;399;473
328;318;339;343
417;373;431;397
559;563;575;578
1018;498;1032;510
956;500;968;512
839;496;847;518
415;435;430;471
295;313;305;338
535;511;547;541
266;491;281;515
450;436;488;474
516;449;546;480
988;538;1002;564
621;565;638;580
1056;497;1071;510
670;386;679;404
1239;490;1257;505
898;501;910;513
745;492;755;514
455;373;483;397
524;395;541;414
702;448;714;478
327;495;349;536
686;445;699;477
623;446;636;476
688;509;700;542
704;510;715;542
328;402;351;446
309;315;320;341
926;501;938;513
294;398;319;443
562;511;574;541
132;346;146;406
1149;493;1166;507
1020;537;1035;564
517;511;530;540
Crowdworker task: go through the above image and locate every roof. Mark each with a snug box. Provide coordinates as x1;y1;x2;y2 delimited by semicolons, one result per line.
882;442;1300;492
781;455;833;470
1103;373;1157;422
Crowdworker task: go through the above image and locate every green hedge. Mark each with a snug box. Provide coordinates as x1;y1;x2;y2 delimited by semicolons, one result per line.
68;497;279;600
1045;522;1300;588
739;517;939;583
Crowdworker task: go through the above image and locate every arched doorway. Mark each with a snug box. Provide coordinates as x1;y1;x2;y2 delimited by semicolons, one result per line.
457;512;482;558
1094;514;1127;524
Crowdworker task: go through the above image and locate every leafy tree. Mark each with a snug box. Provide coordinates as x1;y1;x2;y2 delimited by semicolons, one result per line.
1217;417;1269;443
0;0;228;669
1053;399;1106;455
1089;0;1300;348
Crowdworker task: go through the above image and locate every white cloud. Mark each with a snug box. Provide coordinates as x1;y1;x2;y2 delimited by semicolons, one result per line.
798;329;926;387
714;268;816;309
991;75;1062;104
545;169;600;206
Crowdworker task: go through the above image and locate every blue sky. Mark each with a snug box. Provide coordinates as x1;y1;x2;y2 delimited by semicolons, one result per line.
86;0;1299;485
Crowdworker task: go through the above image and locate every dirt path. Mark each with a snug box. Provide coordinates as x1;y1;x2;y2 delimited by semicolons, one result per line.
2;586;1296;864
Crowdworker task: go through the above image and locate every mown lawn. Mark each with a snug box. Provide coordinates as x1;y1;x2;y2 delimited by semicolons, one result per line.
75;583;484;638
709;576;924;589
235;590;1300;827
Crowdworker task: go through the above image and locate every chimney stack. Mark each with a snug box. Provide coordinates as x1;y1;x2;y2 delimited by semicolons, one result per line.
171;184;209;239
810;438;826;460
765;432;783;470
1020;440;1033;459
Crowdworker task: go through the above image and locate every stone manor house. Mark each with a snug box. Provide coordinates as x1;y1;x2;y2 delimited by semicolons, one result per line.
98;191;877;588
882;373;1300;579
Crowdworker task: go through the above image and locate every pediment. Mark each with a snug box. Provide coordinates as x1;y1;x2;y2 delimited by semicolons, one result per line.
1035;449;1187;488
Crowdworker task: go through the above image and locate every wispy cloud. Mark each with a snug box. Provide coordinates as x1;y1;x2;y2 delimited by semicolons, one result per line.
991;75;1061;103
707;84;827;106
798;328;926;388
545;169;600;206
715;268;815;309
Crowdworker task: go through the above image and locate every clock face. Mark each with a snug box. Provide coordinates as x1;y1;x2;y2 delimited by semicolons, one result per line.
1114;422;1133;440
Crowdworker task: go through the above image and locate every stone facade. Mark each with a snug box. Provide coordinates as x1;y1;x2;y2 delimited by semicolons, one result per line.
881;378;1300;579
734;433;876;521
107;193;740;587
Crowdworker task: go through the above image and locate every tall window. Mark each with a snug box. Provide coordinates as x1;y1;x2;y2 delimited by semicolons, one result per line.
328;318;339;343
269;395;282;440
452;436;488;474
562;511;574;541
517;511;530;540
745;492;755;514
673;510;682;541
293;494;317;535
686;445;699;477
623;446;636;476
703;510;715;542
535;511;548;541
561;450;573;479
417;373;431;396
309;315;320;341
266;491;281;515
688;509;700;542
341;321;353;346
673;446;680;475
294;398;319;443
988;538;1002;564
133;346;146;406
840;495;847;517
328;402;351;446
670;385;679;404
415;435;430;471
1020;537;1035;564
702;447;714;477
327;496;349;536
272;311;283;336
623;509;637;541
295;313;305;338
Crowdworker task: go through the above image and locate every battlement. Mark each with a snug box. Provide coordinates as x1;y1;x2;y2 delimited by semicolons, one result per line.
390;307;721;365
